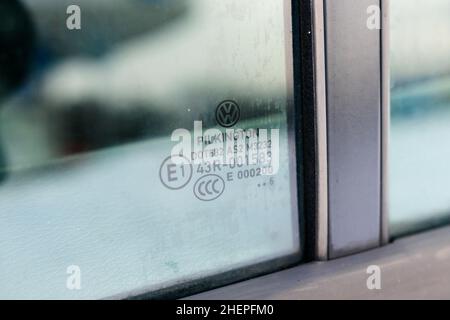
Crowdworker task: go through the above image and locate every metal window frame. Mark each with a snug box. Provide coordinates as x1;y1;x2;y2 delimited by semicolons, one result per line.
311;0;329;260
380;0;390;246
312;0;390;259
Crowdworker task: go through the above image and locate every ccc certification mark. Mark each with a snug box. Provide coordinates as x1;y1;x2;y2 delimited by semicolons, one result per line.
194;174;226;201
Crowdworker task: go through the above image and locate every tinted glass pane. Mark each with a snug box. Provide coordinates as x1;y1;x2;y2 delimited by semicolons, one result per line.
0;0;301;299
390;0;450;235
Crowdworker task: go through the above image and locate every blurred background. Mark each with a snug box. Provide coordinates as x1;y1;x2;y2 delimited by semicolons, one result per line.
390;0;450;235
0;0;289;177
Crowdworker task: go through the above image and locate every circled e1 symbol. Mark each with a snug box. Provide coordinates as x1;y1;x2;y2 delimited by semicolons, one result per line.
159;155;193;190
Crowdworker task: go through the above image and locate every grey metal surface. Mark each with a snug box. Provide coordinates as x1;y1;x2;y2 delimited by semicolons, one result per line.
381;0;390;245
324;0;382;258
312;0;328;260
187;225;450;300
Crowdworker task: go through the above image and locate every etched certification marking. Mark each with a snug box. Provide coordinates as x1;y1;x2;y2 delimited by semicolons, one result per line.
193;174;225;201
159;155;193;190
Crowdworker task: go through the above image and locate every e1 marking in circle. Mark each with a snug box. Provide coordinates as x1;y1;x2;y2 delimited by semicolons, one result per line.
159;155;193;190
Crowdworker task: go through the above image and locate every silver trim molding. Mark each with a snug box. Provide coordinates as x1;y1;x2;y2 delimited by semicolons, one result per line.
312;0;329;260
380;0;390;245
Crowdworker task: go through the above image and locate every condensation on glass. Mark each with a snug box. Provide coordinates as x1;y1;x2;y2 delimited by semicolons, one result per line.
390;0;450;235
0;0;301;298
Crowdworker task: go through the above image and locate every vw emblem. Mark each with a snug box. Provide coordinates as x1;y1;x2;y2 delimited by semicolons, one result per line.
216;100;240;128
